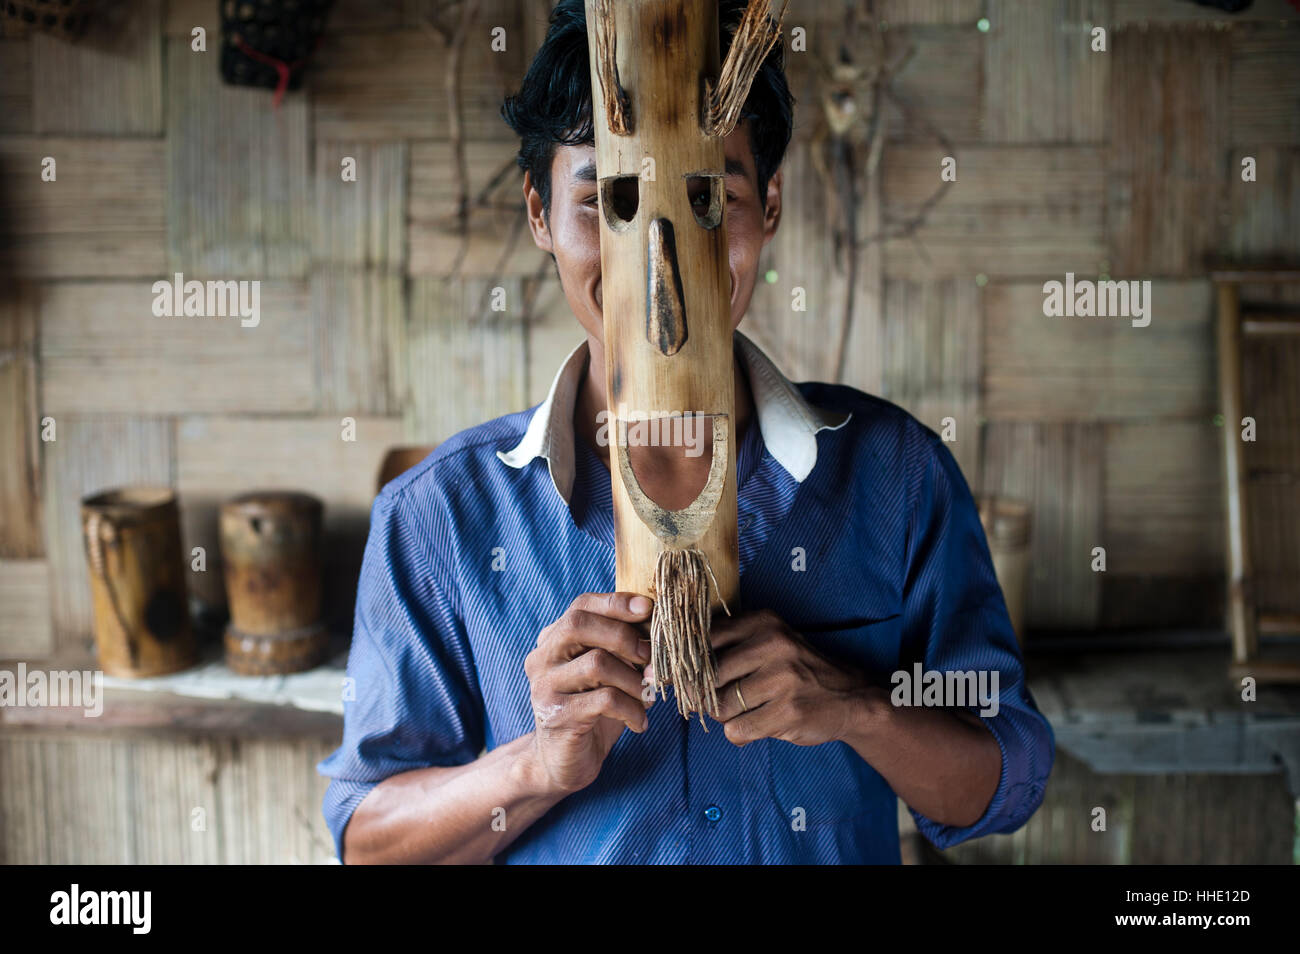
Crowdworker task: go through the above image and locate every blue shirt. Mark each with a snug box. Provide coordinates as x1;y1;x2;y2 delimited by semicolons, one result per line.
318;333;1054;863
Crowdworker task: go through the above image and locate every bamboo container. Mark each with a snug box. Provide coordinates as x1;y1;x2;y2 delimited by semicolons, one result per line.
978;497;1032;645
219;491;328;675
376;445;434;492
81;487;197;678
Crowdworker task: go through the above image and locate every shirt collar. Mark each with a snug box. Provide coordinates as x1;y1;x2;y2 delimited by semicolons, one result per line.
495;329;852;507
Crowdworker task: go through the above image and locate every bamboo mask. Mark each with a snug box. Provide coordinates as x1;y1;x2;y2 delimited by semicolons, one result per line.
584;0;783;721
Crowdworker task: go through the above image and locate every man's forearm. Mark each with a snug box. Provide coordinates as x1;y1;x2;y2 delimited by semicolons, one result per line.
343;732;565;864
839;687;1002;829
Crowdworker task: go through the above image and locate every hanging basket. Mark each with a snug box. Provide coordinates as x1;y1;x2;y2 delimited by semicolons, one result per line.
2;0;107;40
220;0;335;103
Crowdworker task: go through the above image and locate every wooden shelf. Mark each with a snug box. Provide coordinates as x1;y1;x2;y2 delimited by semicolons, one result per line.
0;644;346;739
0;685;342;739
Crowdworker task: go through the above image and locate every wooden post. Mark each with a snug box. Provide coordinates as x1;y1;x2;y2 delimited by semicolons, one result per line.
1216;280;1257;666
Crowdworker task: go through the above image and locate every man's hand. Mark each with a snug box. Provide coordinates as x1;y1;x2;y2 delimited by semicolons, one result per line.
706;608;870;747
523;592;656;795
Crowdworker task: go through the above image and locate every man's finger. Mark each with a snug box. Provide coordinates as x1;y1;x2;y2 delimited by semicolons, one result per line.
552;648;647;701
573;685;650;734
556;609;651;669
570;591;654;623
708;611;764;651
713;638;769;687
720;705;773;746
713;669;772;723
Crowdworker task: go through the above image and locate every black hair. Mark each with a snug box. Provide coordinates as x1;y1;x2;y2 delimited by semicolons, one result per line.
501;0;794;217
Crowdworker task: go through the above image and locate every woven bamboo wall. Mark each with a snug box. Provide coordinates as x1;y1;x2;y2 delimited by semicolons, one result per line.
1;0;1298;868
920;750;1296;865
2;1;1299;654
1;732;1288;864
0;731;339;864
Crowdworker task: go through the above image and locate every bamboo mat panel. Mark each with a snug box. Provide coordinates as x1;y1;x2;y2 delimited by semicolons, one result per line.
40;280;314;415
939;750;1294;865
0;135;165;278
524;273;587;409
980;421;1104;629
325;0;539;35
1230;28;1300;146
314;141;408;270
0;38;32;133
1100;576;1224;630
744;137;883;393
800;0;982;26
1242;335;1300;617
0;560;53;658
1242;335;1300;478
1228;147;1300;260
882;145;1106;280
163;0;218;37
166;39;311;278
405;277;529;443
1103;420;1224;577
885;28;985;144
0;734;337;864
31;0;162;135
1107;27;1230;276
1115;0;1298;23
982;0;1110;144
874;0;987;25
1248;481;1300;616
407;139;546;277
880;278;982;482
311;30;522;142
209;736;337;864
312;269;407;415
983;280;1214;421
0;282;42;558
0;735;49;862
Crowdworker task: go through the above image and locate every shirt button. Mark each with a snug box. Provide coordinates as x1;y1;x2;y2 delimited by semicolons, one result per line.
703;805;722;823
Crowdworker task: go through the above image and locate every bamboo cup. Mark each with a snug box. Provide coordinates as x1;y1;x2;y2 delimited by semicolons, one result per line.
219;490;328;675
81;487;197;678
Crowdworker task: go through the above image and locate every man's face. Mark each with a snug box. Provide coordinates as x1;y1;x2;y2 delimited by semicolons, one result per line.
523;122;783;345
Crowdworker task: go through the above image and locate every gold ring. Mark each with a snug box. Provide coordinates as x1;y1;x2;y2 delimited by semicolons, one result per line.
735;682;748;713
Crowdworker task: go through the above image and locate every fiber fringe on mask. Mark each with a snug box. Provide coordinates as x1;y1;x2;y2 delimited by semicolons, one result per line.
650;547;731;727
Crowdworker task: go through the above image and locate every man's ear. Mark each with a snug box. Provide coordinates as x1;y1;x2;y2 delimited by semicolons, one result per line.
762;167;783;246
523;171;554;253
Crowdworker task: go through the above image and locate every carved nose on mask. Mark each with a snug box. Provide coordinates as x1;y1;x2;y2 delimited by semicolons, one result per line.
646;217;688;356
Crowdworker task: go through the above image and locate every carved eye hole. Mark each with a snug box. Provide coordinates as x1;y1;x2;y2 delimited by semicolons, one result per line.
600;176;640;230
686;174;723;229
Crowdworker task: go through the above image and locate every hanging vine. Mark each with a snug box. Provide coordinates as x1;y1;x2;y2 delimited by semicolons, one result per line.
808;0;954;382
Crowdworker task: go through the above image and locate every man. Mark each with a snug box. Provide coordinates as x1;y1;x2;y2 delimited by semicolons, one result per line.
318;0;1053;864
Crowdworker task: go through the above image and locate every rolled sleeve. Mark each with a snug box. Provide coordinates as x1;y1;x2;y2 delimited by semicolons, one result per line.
316;484;484;862
900;429;1055;850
